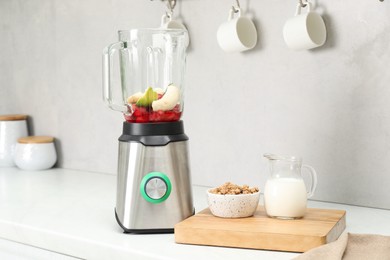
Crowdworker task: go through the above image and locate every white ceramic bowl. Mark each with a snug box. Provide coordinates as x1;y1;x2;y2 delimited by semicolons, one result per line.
207;189;260;218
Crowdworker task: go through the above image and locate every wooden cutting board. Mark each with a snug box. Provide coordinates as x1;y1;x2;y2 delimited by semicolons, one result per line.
175;206;346;252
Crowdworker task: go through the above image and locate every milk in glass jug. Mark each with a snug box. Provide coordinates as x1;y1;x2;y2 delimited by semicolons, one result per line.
263;154;318;219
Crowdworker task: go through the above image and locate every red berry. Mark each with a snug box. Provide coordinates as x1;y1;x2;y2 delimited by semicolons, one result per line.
125;103;182;123
136;115;148;123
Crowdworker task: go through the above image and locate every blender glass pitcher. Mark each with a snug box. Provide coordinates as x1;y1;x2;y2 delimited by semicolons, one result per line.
103;29;188;123
263;154;318;219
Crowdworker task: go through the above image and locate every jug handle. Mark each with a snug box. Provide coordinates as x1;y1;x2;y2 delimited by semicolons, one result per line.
303;164;318;198
103;41;127;112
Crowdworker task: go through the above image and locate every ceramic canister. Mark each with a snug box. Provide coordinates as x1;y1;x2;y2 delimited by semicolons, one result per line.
0;114;28;167
14;136;57;171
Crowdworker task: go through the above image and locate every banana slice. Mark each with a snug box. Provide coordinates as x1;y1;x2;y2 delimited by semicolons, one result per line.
152;85;180;111
154;88;165;95
127;92;143;104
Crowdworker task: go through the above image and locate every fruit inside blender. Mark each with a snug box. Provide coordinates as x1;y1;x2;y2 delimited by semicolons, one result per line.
124;84;181;123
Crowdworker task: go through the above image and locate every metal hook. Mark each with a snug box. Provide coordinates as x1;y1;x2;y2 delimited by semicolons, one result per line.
166;0;176;12
299;0;308;8
150;0;176;12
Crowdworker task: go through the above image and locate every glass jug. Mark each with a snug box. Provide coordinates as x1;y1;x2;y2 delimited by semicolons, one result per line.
263;154;318;219
103;29;188;123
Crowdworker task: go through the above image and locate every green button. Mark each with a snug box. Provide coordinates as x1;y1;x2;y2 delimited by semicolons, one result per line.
140;172;172;204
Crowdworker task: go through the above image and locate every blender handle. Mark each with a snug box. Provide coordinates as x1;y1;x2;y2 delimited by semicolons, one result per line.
102;41;127;112
303;164;318;198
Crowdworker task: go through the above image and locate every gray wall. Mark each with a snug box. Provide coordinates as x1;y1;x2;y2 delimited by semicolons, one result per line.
1;0;390;209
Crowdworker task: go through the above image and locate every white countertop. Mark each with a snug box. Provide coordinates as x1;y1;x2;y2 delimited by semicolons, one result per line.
1;168;390;260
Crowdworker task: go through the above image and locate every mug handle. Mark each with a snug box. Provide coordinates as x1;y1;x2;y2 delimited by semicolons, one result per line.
295;2;312;16
102;41;127;112
161;13;171;27
302;164;317;198
228;7;241;21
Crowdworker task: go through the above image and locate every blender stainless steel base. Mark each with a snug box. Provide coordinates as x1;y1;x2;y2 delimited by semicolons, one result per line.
115;121;194;233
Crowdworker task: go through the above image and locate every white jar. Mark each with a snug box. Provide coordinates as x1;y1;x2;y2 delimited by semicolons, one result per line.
14;136;57;171
0;114;28;167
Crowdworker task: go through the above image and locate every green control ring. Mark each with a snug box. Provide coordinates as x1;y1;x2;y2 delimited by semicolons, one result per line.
140;172;172;204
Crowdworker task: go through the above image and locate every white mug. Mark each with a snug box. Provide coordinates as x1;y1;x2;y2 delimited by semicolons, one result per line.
217;7;257;53
283;3;327;51
160;13;187;30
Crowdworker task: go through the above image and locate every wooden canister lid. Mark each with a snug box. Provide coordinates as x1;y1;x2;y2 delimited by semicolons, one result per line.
0;114;28;121
18;136;54;144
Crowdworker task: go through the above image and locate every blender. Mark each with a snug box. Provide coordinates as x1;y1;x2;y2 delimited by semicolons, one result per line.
103;29;194;233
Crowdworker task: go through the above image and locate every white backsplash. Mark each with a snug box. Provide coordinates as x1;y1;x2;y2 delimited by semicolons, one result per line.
1;0;389;209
